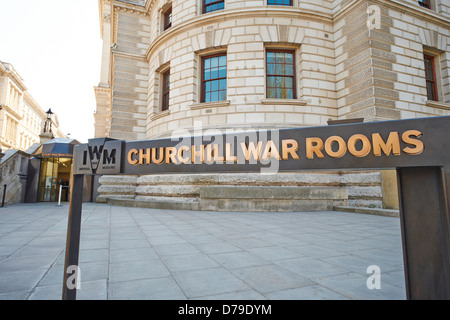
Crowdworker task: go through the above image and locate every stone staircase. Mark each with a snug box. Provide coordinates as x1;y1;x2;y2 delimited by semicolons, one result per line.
97;171;390;213
0;149;29;206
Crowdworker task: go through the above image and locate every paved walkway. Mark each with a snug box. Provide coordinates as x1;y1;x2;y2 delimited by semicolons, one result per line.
0;202;406;300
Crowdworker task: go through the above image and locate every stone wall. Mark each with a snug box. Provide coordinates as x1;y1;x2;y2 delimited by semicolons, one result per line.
146;1;338;139
109;6;151;140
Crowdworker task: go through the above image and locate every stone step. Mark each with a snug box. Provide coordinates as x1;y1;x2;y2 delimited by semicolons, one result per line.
200;186;347;200
334;205;399;217
107;196;200;210
106;186;348;212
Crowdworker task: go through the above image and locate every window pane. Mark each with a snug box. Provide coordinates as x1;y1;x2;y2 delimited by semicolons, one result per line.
267;63;276;75
426;82;435;100
276;52;285;63
204;70;211;80
268;0;292;5
211;56;219;67
211;91;219;102
285;64;294;76
211;80;219;92
275;76;283;88
219;66;226;78
286;89;294;99
267;52;275;63
219;90;227;101
285;52;293;64
219;79;227;90
219;55;227;67
267;88;276;99
285;77;293;89
267;76;276;88
210;68;218;79
274;63;283;75
425;60;434;80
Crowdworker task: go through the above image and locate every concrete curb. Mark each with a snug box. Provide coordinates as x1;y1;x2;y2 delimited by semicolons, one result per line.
334;206;400;217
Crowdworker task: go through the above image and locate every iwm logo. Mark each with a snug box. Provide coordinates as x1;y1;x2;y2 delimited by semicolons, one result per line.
74;138;123;175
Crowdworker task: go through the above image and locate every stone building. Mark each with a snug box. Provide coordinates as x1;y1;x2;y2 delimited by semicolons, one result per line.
0;61;65;152
94;0;450;211
0;60;68;206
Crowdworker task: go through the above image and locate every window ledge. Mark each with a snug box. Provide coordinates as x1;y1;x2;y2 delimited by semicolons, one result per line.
150;109;170;121
426;100;450;110
261;98;308;105
190;100;231;110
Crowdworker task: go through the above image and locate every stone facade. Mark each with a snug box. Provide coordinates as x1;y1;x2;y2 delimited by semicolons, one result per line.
0;61;65;152
94;0;450;211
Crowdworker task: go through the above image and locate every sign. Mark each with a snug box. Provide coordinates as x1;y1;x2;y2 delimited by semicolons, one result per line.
74;138;122;175
74;116;450;175
65;116;450;300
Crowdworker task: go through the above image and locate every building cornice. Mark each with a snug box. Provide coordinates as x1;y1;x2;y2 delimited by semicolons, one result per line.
113;0;148;15
0;62;27;92
23;91;48;120
110;0;149;43
2;104;23;121
116;0;147;7
334;0;450;28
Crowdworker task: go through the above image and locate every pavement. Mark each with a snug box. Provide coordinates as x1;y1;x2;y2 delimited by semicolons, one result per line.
0;202;406;300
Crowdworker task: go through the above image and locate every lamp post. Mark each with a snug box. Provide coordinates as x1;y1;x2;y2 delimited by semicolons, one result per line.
45;108;54;133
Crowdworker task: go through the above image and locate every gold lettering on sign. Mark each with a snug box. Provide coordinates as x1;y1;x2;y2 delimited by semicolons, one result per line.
306;137;325;159
324;136;347;158
348;134;371;158
241;141;263;161
372;132;401;156
402;130;424;155
282;139;300;160
128;148;138;165
125;129;425;166
262;140;281;161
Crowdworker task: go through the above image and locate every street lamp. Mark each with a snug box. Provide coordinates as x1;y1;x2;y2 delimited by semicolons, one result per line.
46;108;54;119
44;108;54;133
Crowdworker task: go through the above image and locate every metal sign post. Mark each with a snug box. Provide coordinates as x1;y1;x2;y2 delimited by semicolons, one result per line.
62;174;83;300
63;116;450;300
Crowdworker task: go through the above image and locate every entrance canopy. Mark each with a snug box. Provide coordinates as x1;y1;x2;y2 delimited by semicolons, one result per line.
33;138;80;159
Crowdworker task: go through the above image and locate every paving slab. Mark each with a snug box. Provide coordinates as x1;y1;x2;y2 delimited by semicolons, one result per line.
0;202;406;300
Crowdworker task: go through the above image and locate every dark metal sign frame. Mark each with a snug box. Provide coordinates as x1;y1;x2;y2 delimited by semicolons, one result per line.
63;116;450;300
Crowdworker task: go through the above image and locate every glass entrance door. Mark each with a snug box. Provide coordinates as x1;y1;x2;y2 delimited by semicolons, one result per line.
39;157;72;202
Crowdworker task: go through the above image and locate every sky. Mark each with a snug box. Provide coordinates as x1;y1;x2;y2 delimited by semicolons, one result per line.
0;0;103;143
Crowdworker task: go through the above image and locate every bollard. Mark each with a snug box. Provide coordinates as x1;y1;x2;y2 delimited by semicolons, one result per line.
58;185;62;206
